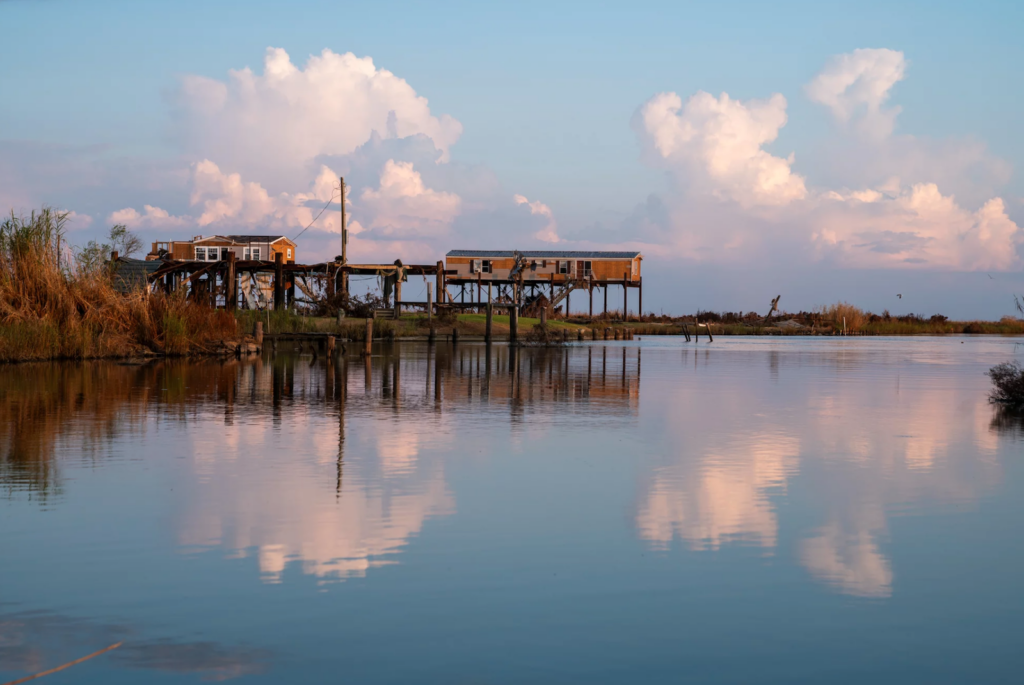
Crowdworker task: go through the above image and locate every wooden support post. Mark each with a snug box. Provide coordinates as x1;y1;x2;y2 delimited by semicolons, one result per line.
326;265;335;299
510;304;518;345
540;308;547;327
253;321;263;347
394;277;402;320
706;321;714;342
452;326;459;345
485;284;493;344
364;318;373;356
436;261;445;304
592;328;598;341
477;272;482;306
604;284;608;315
638;277;643;320
426;282;433;324
274;253;284;311
226;252;237;311
623;272;628;321
577;329;583;341
604;327;610;340
327;335;336;355
589;283;593;318
566;289;570;316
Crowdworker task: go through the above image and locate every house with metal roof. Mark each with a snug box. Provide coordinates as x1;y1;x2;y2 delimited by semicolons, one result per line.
444;249;643;316
146;235;297;263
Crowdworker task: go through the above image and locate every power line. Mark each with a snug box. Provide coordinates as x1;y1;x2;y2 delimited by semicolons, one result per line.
291;188;339;242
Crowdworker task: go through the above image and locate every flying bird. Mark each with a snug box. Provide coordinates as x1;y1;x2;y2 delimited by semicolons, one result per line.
897;294;902;299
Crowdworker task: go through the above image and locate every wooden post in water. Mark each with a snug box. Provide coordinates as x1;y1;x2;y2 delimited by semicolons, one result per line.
452;326;459;345
426;282;433;325
253;321;263;348
485;284;493;343
226;252;237;311
604;284;608;316
589;281;593;318
510;304;519;345
540;307;547;327
274;252;284;311
364;318;373;356
327;335;335;356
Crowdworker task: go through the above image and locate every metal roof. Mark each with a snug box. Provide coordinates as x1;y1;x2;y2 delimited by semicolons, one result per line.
192;235;291;244
113;258;164;292
446;250;640;259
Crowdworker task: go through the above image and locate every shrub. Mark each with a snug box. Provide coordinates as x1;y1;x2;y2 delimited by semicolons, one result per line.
988;361;1024;407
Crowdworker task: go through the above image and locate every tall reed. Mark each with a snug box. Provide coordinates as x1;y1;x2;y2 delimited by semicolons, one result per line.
0;208;236;362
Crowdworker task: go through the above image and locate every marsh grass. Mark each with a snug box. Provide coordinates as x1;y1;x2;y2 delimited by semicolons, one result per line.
0;208;236;362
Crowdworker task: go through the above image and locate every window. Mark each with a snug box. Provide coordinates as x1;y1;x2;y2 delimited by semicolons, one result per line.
482;260;491;274
286;248;292;260
208;248;220;261
470;259;480;274
583;260;593;277
243;248;250;260
252;248;261;260
558;260;568;274
195;247;206;260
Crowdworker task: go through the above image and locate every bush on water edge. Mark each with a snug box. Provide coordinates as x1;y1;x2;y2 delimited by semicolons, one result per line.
989;361;1024;408
0;208;237;362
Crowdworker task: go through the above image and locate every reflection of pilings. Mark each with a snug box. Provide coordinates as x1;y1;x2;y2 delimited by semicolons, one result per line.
364;354;372;395
272;357;283;424
393;354;401;411
337;356;346;498
434;344;443;409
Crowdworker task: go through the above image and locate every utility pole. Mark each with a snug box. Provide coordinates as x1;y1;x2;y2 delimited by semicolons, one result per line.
339;176;348;299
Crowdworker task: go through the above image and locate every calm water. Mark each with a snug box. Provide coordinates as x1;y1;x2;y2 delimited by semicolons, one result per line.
2;337;1023;684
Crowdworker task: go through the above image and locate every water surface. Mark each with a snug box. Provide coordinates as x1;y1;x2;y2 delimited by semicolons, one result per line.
2;337;1022;683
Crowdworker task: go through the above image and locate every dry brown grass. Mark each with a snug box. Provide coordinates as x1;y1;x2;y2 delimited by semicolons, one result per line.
0;209;237;362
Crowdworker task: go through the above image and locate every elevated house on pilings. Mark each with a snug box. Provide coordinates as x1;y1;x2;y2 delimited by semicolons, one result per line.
146;235;297;264
444;250;643;318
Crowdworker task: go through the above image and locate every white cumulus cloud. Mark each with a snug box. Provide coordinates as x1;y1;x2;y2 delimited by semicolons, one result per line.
172;47;463;191
359;160;461;238
806;48;906;138
633;91;807;207
108;204;190;230
513;194;559;242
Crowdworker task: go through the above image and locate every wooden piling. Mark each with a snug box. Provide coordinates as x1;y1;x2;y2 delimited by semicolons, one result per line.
226;252;237;311
510;305;519;345
274;252;284;311
540;308;547;327
253;321;263;347
485;284;493;343
452;327;459;345
577;329;584;341
427;282;433;324
364;318;373;356
327;335;335;355
623;272;628;321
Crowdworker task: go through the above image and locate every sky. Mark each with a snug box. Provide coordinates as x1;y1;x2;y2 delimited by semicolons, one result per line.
2;0;1023;318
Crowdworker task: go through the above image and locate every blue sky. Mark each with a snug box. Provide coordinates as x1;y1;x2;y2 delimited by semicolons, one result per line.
2;0;1022;317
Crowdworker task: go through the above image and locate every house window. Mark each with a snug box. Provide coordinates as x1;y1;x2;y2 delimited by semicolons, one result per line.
208;248;219;261
195;247;206;260
243;248;250;260
558;260;568;274
252;248;261;261
482;260;491;274
286;248;292;260
583;260;592;277
470;259;480;274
